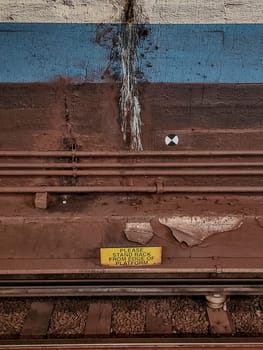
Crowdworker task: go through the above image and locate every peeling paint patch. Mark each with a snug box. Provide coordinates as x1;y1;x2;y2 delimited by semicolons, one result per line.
159;216;243;247
255;217;263;229
95;24;121;81
124;222;154;244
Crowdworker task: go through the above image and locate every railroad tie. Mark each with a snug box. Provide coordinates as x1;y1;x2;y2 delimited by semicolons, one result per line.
206;308;234;335
20;302;54;339
85;302;112;336
146;311;172;335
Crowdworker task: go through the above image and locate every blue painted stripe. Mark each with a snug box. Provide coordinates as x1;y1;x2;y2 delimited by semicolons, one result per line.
142;24;263;83
0;24;120;83
0;23;263;83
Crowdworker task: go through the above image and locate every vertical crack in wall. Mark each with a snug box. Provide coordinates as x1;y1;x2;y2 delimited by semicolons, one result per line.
63;88;78;186
64;93;75;144
120;0;143;150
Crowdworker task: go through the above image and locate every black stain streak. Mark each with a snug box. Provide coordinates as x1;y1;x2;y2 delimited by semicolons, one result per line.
135;70;144;79
124;0;135;23
224;2;243;7
0;30;28;32
95;25;113;45
137;26;149;39
63;0;74;6
95;24;121;81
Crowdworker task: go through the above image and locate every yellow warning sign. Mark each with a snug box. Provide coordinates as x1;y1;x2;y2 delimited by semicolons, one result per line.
100;247;162;267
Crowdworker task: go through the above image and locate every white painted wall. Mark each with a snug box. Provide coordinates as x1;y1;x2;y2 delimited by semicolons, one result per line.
140;0;263;24
0;0;125;23
0;0;263;23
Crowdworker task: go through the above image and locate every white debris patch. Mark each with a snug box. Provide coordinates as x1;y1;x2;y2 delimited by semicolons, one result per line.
159;215;244;247
124;222;154;245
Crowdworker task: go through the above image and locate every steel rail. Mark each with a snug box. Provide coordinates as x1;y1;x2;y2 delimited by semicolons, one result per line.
1;338;263;350
1;150;263;157
1;275;263;297
1;162;263;168
0;169;263;176
1;283;263;297
0;185;263;193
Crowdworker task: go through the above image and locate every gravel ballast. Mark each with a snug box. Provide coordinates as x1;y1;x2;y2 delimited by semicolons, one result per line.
229;296;263;335
0;296;262;338
0;299;30;337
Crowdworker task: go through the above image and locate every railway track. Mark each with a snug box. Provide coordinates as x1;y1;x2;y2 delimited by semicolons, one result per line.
1;277;263;297
1;338;263;350
0;295;263;349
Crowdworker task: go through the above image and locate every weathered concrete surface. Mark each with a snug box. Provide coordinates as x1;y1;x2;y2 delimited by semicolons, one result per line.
1;197;263;274
0;0;125;23
1;82;263;152
0;0;263;23
140;0;263;24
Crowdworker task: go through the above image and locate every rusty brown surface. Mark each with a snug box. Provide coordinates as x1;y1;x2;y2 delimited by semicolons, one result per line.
1;82;263;152
1;82;263;275
1;82;263;190
0;194;263;274
1;152;263;191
